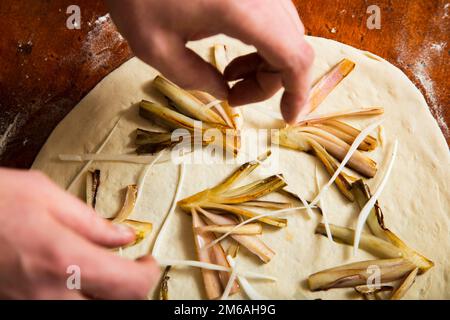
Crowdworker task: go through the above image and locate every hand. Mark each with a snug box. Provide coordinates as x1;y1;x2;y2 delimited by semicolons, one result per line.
107;0;314;123
0;168;160;299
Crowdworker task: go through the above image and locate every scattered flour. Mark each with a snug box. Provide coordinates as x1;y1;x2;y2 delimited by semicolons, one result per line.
81;13;125;70
412;61;449;137
0;114;20;156
95;13;110;25
395;28;449;139
430;42;446;53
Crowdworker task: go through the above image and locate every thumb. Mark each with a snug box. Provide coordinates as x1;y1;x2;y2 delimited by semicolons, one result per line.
144;34;229;100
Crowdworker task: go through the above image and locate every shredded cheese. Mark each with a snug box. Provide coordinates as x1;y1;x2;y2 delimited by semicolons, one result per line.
59;153;169;164
226;256;268;300
298;107;384;124
136;150;164;204
315;166;333;242
284;181;314;219
310;119;383;207
353;139;399;255
220;257;239;300
157;258;277;281
203;100;222;110
151;163;186;257
67;117;121;190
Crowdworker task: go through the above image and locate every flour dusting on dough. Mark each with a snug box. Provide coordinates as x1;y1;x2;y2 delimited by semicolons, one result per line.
412;61;449;137
395;28;449;138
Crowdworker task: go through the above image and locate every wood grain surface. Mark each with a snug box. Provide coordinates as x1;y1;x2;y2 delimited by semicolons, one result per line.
0;0;448;168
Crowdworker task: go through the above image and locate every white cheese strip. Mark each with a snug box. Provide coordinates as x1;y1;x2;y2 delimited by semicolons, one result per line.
353;139;399;255
151;163;186;257
315;166;333;242
220;257;239;300
240;149;314;219
226;256;268;300
136;150;165;205
203;100;222;110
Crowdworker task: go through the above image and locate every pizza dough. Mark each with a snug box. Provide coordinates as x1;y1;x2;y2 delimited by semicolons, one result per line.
32;35;450;299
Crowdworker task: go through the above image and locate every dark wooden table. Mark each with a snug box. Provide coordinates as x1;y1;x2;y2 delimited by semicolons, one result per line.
1;0;448;168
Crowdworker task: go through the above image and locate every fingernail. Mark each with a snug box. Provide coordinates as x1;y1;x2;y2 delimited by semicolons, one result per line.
114;224;135;238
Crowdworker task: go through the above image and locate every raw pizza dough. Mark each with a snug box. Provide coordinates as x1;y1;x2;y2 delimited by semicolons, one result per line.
32;35;450;299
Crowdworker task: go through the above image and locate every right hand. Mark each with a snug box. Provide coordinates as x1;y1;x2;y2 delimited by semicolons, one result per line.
0;168;161;299
107;0;314;124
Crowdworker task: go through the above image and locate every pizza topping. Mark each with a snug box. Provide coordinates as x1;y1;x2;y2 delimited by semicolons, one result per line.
195;223;262;236
137;75;240;156
178;151;289;229
308;258;416;291
390;267;419;300
159;266;171;300
156;258;277;281
305;58;356;113
152;163;186;257
353;140;398;254
354;284;393;300
352;180;434;273
308;119;383;207
226;256;268;300
86;169;101;208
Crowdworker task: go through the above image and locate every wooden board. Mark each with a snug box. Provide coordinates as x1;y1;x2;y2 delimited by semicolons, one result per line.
0;0;448;168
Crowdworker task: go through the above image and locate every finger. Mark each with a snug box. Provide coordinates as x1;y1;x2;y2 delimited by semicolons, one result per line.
34;174;136;248
280;41;314;123
79;250;161;300
228;71;282;106
141;32;229;100
224;52;263;81
50;197;135;248
47;220;161;300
